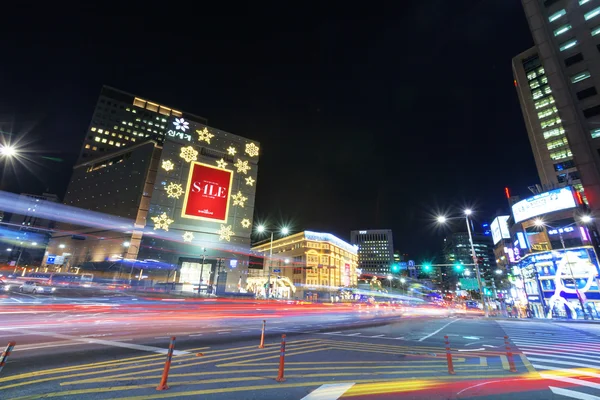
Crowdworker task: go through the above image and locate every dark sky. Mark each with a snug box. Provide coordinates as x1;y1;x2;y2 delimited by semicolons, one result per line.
0;3;538;260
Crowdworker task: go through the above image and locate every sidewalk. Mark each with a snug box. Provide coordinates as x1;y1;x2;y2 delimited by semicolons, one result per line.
489;315;600;324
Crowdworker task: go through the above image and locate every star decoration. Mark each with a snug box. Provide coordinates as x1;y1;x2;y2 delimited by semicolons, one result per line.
227;146;237;156
165;182;184;199
173;118;189;131
151;213;174;231
217;224;234;242
161;160;175;172
241;218;251;228
216;158;228;169
197;127;214;144
234;159;251;174
245;176;255;186
232;191;248;207
182;231;194;242
245;143;260;157
180;146;198;163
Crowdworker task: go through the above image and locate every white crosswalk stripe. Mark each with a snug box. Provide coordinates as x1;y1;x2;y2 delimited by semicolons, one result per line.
498;320;600;400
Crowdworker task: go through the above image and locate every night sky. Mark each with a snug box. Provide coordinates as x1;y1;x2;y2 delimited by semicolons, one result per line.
1;3;538;260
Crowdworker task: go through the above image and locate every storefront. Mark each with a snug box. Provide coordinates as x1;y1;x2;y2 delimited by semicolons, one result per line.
516;246;600;319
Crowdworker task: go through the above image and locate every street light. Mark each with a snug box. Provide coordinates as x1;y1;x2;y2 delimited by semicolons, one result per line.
436;209;488;317
387;274;393;291
59;244;66;249
256;224;291;299
0;145;17;158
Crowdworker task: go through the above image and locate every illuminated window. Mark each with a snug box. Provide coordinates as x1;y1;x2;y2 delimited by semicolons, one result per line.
132;110;136;113
527;71;537;81
547;137;569;150
131;138;136;142
120;128;125;131
535;96;556;109
571;70;591;83
581;0;592;4
585;6;600;20
549;9;566;22
98;129;104;133
559;39;578;51
101;138;107;143
118;134;123;138
592;128;600;138
161;118;167;122
544;86;552;95
92;146;97;151
146;102;158;112
592;26;600;36
126;108;130;111
94;137;101;142
109;140;114;145
172;109;182;117
554;24;572;36
133;97;146;108
125;136;129;140
543;127;566;139
530;80;541;89
91;127;97;132
541;117;561;129
113;125;118;129
85;144;91;149
122;121;127;125
148;121;154;126
116;143;121;147
532;89;544;100
128;122;133;126
538;106;559;119
550;148;573;160
159;106;171;116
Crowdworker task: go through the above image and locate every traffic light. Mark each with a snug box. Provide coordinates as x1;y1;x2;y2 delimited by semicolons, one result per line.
454;263;463;271
477;256;484;265
391;263;400;273
422;264;431;272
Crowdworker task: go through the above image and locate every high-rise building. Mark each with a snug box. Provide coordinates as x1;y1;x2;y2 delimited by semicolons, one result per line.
350;229;394;275
46;86;260;293
76;86;208;163
443;232;497;292
513;1;600;219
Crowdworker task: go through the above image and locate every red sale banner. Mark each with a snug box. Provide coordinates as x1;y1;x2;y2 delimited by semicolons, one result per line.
181;162;233;222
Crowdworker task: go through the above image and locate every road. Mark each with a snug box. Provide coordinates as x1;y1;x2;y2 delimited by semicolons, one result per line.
1;292;600;399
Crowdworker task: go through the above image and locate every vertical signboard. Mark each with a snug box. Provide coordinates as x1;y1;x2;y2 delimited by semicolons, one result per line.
181;162;233;222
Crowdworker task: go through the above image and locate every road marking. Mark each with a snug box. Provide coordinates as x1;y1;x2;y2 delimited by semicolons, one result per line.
530;357;600;369
540;373;600;389
525;352;600;364
482;345;497;348
346;333;361;336
218;332;230;335
549;386;600;400
418;318;461;342
463;336;481;340
10;297;23;303
368;335;385;338
533;364;600;379
322;332;342;335
394;337;405;340
189;334;203;337
458;348;485;352
301;383;355;400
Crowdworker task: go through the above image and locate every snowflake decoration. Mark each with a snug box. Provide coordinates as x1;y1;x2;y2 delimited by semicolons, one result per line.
152;212;174;231
217;224;234;241
245;143;260;157
245;176;255;186
165;182;184;199
182;231;194;242
162;160;175;172
173;118;189;131
197;127;214;144
180;146;198;163
241;218;251;228
232;191;248;207
234;159;251;175
227;146;237;156
216;158;228;169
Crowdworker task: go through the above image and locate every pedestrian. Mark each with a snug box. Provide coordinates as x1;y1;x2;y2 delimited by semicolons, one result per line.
506;304;513;318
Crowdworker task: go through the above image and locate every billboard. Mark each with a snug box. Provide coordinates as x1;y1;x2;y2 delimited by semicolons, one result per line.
490;215;511;245
512;187;576;223
181;162;233;222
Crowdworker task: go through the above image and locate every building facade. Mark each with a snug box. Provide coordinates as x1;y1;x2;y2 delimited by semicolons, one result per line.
45;87;260;293
514;0;600;225
250;231;358;301
350;229;394;275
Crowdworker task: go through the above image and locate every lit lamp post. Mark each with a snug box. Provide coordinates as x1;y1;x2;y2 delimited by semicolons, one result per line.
256;225;290;299
123;241;140;285
534;215;592;319
437;209;488;317
387;274;393;291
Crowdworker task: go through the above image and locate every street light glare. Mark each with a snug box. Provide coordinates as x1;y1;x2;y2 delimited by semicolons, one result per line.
534;218;545;227
281;227;290;235
0;145;17;157
257;225;266;233
436;216;447;224
464;209;472;216
387;275;393;280
581;215;593;223
123;241;130;247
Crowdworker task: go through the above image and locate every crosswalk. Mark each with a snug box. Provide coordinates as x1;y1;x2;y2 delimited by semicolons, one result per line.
499;320;600;400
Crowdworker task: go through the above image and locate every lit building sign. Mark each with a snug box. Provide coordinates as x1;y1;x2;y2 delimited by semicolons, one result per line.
516;232;528;249
181;162;233;222
512;187;576;223
305;231;358;254
548;226;575;235
491;215;511;245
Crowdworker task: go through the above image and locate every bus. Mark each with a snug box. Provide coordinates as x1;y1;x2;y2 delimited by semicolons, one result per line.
21;272;94;287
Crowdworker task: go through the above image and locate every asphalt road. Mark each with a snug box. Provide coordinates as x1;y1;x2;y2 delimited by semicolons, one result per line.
2;293;600;399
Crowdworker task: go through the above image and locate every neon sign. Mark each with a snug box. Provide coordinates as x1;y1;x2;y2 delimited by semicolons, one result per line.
548;226;575;235
512;187;576;223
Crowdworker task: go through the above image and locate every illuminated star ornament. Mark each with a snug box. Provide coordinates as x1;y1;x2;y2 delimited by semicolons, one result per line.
232;191;248;207
245;142;259;157
173;118;189;131
197;127;214;144
234;159;251;174
152;213;174;231
182;231;194;242
180;146;198;163
245;176;255;186
165;182;184;199
241;218;251;228
216;158;228;169
217;224;234;241
227;146;237;156
161;160;175;172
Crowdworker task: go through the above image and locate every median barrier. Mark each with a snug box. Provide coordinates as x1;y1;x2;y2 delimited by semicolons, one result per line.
444;335;454;375
276;334;286;382
156;337;176;390
0;341;16;375
504;336;517;372
258;320;266;349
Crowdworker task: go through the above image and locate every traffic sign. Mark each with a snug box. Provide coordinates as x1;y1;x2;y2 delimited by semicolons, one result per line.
399;262;407;269
273;269;281;273
408;260;415;270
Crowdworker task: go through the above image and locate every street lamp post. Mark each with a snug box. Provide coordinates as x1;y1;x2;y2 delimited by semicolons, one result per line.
257;225;289;299
123;241;140;285
387;275;393;292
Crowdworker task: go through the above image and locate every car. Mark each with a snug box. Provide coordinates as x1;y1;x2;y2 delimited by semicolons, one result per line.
19;281;56;294
0;280;10;292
